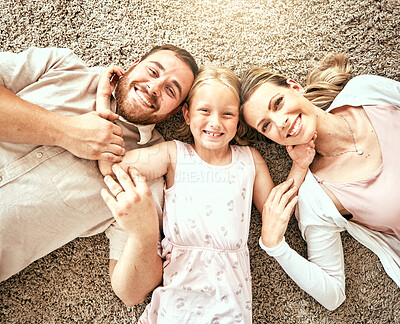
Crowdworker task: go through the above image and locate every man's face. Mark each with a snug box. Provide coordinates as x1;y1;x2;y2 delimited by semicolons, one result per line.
115;50;194;125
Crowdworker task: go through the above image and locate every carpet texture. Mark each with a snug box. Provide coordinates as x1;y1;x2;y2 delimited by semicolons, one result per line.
1;0;399;323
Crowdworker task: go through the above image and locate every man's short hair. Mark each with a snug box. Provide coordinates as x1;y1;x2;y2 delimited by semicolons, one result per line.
141;44;199;79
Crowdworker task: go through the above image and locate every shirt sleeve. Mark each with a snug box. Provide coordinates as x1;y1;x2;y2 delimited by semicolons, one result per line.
260;224;346;310
0;47;78;94
260;171;347;310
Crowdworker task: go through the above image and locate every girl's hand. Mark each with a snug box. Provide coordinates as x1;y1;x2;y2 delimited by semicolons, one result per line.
97;64;125;100
101;165;159;240
261;179;299;248
286;132;317;170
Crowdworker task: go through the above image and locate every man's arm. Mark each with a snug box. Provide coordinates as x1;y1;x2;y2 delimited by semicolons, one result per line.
101;165;163;306
0;84;125;161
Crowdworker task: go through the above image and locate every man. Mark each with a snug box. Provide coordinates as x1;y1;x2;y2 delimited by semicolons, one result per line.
0;45;198;297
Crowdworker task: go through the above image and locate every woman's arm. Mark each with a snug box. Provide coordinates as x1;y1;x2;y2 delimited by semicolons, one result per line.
260;207;346;310
102;165;163;306
260;177;346;310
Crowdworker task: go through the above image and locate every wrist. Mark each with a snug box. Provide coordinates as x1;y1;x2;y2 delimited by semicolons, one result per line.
50;113;70;148
260;231;284;248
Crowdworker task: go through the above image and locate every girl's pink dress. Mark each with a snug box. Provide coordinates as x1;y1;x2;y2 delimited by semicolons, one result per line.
139;140;255;323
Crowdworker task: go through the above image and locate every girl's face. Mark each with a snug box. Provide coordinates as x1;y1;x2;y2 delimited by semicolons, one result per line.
183;81;239;152
242;80;317;146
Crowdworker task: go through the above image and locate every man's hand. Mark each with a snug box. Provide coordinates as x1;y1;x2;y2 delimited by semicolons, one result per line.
261;179;298;248
60;111;125;161
96;64;125;113
101;165;159;240
286;132;317;170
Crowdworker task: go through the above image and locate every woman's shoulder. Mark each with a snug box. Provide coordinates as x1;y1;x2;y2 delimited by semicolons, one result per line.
329;75;400;111
296;171;347;229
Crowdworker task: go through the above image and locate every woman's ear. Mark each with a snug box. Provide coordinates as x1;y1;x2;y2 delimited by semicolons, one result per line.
287;78;305;94
182;103;190;125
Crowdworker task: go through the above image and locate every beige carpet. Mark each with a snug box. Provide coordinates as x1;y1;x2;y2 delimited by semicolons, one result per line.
1;0;399;322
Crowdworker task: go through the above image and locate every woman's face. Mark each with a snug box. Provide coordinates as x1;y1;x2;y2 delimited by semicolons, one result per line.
242;80;317;146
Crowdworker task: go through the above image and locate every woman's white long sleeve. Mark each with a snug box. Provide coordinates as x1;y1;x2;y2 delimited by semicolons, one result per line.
260;227;346;310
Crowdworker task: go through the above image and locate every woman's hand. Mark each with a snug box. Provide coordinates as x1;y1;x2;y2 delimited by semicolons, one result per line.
286;132;317;170
101;164;159;240
261;179;299;248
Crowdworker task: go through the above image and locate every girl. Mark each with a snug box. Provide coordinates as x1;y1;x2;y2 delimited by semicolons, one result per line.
99;65;314;323
239;54;400;310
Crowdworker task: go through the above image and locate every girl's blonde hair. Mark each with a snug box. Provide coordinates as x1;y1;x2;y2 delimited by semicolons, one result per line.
238;53;352;142
178;65;245;143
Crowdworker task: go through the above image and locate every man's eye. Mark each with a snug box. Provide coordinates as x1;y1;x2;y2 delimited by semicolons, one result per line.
167;87;175;97
149;68;157;76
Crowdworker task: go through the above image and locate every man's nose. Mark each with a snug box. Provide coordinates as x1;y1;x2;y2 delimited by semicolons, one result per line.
147;79;162;96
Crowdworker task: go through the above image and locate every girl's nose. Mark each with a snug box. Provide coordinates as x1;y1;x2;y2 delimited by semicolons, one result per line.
209;113;221;128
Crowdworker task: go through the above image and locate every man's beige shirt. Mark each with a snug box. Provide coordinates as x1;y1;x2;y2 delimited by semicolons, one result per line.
0;47;164;281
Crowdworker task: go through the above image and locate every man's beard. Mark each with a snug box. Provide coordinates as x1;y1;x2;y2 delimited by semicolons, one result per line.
114;72;163;125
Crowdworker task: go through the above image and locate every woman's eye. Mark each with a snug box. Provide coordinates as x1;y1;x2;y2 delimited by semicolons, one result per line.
275;97;282;108
262;122;270;133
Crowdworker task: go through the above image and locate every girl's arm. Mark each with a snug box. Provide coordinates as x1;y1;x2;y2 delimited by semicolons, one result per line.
96;65;125;176
119;141;176;181
253;134;316;247
250;147;275;213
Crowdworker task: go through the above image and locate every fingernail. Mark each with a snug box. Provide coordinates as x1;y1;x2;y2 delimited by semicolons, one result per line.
288;178;294;182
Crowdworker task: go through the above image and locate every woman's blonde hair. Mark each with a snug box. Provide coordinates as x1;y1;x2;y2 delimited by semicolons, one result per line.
238;53;352;142
178;65;244;143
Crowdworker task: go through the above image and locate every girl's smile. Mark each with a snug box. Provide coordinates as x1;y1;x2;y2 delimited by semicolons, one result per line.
183;80;239;164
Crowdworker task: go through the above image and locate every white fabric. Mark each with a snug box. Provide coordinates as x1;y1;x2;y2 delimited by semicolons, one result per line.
139;141;255;323
262;75;400;310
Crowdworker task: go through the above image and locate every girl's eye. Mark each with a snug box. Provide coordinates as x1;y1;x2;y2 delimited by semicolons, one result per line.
262;122;270;133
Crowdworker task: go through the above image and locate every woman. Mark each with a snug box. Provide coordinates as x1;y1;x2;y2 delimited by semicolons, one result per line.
239;54;400;310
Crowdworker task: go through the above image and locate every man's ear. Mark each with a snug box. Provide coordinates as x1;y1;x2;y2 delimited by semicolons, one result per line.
287;78;305;94
125;58;141;73
182;103;190;125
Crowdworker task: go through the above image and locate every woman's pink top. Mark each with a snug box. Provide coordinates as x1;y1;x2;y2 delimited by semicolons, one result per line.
313;105;400;238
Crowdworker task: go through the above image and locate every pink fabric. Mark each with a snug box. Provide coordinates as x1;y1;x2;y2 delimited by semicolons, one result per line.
313;105;400;238
139;141;255;323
